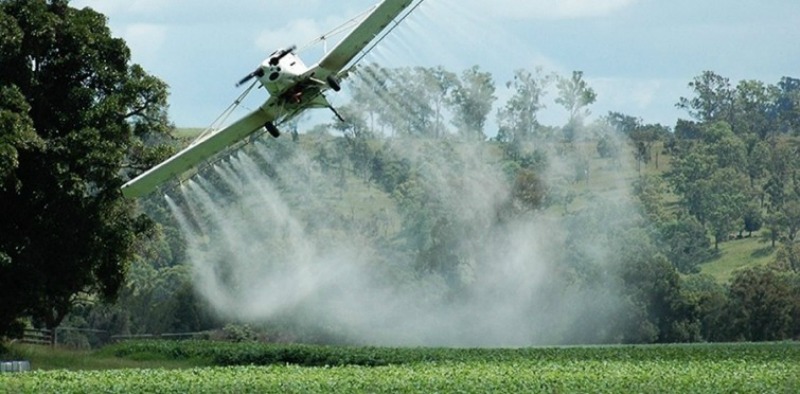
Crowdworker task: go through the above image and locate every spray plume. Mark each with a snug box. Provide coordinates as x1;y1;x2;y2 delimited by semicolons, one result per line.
159;0;644;346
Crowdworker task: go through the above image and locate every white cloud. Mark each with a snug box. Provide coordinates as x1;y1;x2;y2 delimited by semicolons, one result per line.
254;12;362;60
590;77;660;109
585;77;689;125
465;0;638;20
256;18;325;52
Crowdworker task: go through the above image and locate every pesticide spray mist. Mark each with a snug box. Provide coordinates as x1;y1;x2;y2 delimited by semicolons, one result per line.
161;0;645;346
164;131;639;346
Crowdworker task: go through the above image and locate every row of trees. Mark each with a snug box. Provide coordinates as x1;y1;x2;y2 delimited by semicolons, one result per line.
336;64;596;142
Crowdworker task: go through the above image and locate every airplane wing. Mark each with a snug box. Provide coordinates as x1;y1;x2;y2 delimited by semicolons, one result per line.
313;0;417;78
121;106;275;199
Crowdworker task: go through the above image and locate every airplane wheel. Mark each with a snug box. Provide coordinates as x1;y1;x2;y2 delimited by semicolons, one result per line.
266;122;281;138
327;75;341;92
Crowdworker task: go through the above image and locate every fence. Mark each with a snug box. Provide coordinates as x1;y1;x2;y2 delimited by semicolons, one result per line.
110;332;205;342
21;328;52;346
18;328;206;348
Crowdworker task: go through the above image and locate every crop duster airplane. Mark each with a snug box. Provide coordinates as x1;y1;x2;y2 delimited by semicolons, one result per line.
121;0;423;199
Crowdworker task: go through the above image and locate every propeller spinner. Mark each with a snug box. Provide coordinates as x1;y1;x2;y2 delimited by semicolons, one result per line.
235;45;297;87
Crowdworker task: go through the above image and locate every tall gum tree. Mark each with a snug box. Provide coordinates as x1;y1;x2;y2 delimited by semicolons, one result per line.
0;0;172;339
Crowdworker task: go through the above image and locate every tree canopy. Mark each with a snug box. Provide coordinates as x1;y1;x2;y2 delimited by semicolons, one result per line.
0;0;172;338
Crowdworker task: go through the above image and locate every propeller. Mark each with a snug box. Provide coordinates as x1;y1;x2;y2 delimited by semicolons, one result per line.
269;44;297;66
235;68;264;87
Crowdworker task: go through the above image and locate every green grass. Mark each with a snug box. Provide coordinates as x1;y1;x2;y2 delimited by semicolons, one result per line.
700;235;776;283
2;341;799;393
173;127;207;139
2;343;208;371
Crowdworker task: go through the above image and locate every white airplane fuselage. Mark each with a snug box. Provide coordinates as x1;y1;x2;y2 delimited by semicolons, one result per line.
257;51;311;97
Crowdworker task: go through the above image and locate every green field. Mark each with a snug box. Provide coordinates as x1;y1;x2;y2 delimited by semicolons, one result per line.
2;341;799;393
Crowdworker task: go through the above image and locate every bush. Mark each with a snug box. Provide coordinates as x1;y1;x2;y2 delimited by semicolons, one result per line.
221;324;258;343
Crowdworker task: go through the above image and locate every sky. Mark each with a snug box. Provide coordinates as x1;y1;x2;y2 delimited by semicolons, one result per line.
70;0;800;133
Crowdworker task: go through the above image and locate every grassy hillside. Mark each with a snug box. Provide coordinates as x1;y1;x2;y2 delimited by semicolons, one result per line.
579;141;775;284
173;127;206;140
700;236;776;283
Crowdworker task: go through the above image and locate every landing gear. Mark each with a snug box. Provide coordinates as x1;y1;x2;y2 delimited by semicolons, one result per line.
326;74;341;92
265;122;280;138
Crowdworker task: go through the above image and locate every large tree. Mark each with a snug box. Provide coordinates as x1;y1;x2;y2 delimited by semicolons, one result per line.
496;67;551;143
677;71;735;126
775;77;800;135
556;70;597;142
449;65;496;141
0;0;171;339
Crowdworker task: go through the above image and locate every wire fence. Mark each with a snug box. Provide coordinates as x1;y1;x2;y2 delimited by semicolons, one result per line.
19;327;208;349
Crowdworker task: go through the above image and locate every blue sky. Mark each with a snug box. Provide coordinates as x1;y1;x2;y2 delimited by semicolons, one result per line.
71;0;800;133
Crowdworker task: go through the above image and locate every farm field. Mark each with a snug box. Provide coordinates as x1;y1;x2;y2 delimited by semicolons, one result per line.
2;341;799;393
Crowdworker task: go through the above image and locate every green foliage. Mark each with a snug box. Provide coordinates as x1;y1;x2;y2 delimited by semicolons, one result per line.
595;134;620;159
677;71;735;124
221;324;258;343
556;70;597;141
496;67;552;143
775;242;800;273
657;217;712;274
0;85;41;190
2;342;205;370
681;274;728;341
776;77;800;135
100;340;800;365
0;0;171;338
510;169;545;211
703;168;749;249
723;267;796;341
449;65;496;140
741;203;764;236
348;64;492;138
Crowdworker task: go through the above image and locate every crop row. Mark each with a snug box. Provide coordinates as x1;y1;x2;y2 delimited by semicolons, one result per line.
2;356;798;393
103;340;800;367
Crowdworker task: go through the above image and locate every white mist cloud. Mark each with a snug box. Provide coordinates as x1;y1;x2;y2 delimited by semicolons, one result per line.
151;0;649;346
160;123;641;347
